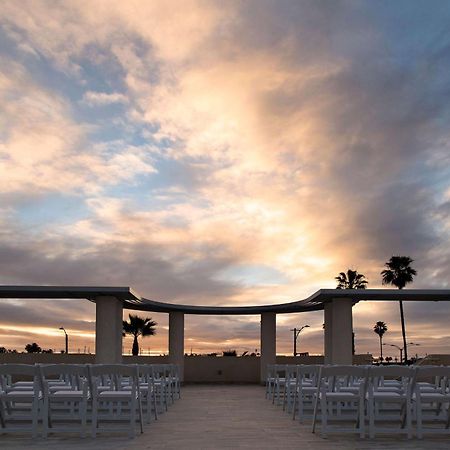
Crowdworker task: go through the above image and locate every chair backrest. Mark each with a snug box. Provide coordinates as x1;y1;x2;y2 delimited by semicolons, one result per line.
368;365;415;393
320;365;367;378
39;364;87;377
39;364;88;390
88;364;139;392
368;365;414;381
0;364;37;377
273;364;288;378
413;366;450;391
0;364;41;391
414;366;450;379
285;365;297;380
319;365;368;392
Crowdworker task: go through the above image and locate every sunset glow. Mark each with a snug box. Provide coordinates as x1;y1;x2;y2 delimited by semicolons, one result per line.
0;1;449;359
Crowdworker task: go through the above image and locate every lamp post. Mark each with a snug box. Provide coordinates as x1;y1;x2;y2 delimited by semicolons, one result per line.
290;325;310;356
383;343;402;363
408;342;420;361
59;327;68;354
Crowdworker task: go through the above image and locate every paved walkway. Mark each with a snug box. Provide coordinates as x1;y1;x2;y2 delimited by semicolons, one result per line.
2;385;450;449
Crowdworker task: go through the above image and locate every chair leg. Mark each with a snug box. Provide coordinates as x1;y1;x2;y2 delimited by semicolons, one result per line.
406;398;412;439
311;391;320;434
31;398;39;439
320;397;327;438
91;398;98;438
359;399;365;439
153;390;158;421
292;390;298;420
369;399;375;439
42;396;49;438
416;399;423;439
138;397;144;434
81;398;87;438
129;399;136;438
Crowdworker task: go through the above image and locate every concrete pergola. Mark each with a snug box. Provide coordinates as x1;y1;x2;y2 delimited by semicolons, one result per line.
1;286;450;382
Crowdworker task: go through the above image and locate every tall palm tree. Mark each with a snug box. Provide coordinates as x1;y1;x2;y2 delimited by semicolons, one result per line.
381;256;417;364
373;321;388;361
335;269;368;289
122;314;157;356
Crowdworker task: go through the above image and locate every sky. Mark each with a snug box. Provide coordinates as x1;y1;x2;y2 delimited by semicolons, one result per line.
0;0;449;358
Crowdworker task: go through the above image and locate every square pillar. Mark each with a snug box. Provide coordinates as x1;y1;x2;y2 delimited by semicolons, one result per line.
260;312;276;383
95;296;123;364
169;312;184;382
324;302;333;364
324;298;353;365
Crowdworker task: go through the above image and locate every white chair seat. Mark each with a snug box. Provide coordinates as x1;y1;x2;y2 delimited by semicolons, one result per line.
99;390;136;398
49;385;73;393
52;390;85;397
4;390;42;399
372;391;403;400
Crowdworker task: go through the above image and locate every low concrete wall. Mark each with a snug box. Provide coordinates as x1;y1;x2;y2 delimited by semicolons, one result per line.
0;353;373;383
0;353;96;364
185;356;260;383
0;354;168;365
276;355;324;365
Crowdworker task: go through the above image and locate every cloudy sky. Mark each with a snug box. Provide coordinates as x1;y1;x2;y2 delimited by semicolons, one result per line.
0;0;449;358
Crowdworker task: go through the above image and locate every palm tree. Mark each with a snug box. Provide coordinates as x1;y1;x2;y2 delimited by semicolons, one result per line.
381;256;417;364
122;314;157;356
373;321;388;361
335;269;368;289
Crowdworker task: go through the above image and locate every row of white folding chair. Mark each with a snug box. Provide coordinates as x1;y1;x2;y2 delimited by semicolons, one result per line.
266;364;289;405
89;364;143;437
291;365;321;421
265;364;320;416
0;363;180;437
312;365;368;438
412;365;450;438
311;365;450;439
0;364;42;437
0;364;142;438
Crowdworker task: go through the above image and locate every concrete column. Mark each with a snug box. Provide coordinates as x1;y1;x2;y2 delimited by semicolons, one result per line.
169;312;184;381
95;296;123;364
324;302;333;364
325;298;353;365
260;312;276;383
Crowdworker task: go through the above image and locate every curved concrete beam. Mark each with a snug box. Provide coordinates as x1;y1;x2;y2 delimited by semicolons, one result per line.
0;286;450;315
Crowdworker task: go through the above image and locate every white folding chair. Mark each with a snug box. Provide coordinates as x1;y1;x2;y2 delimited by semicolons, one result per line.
312;365;368;438
168;364;181;400
265;364;276;399
89;364;143;437
272;365;288;406
39;364;89;437
0;364;43;437
282;365;298;413
292;365;320;422
367;365;414;439
124;365;158;424
412;366;450;438
152;364;169;413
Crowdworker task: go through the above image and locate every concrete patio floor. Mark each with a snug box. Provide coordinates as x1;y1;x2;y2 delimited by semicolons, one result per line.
2;384;450;449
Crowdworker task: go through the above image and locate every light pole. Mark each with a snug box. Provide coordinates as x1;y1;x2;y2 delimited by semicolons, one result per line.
290;325;310;356
408;342;420;361
59;327;68;354
383;343;403;363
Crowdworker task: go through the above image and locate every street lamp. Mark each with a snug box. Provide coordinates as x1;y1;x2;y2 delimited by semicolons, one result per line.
290;325;310;356
408;342;420;360
383;343;403;363
59;327;68;354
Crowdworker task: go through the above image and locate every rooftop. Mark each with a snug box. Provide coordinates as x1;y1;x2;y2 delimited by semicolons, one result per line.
2;385;449;449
